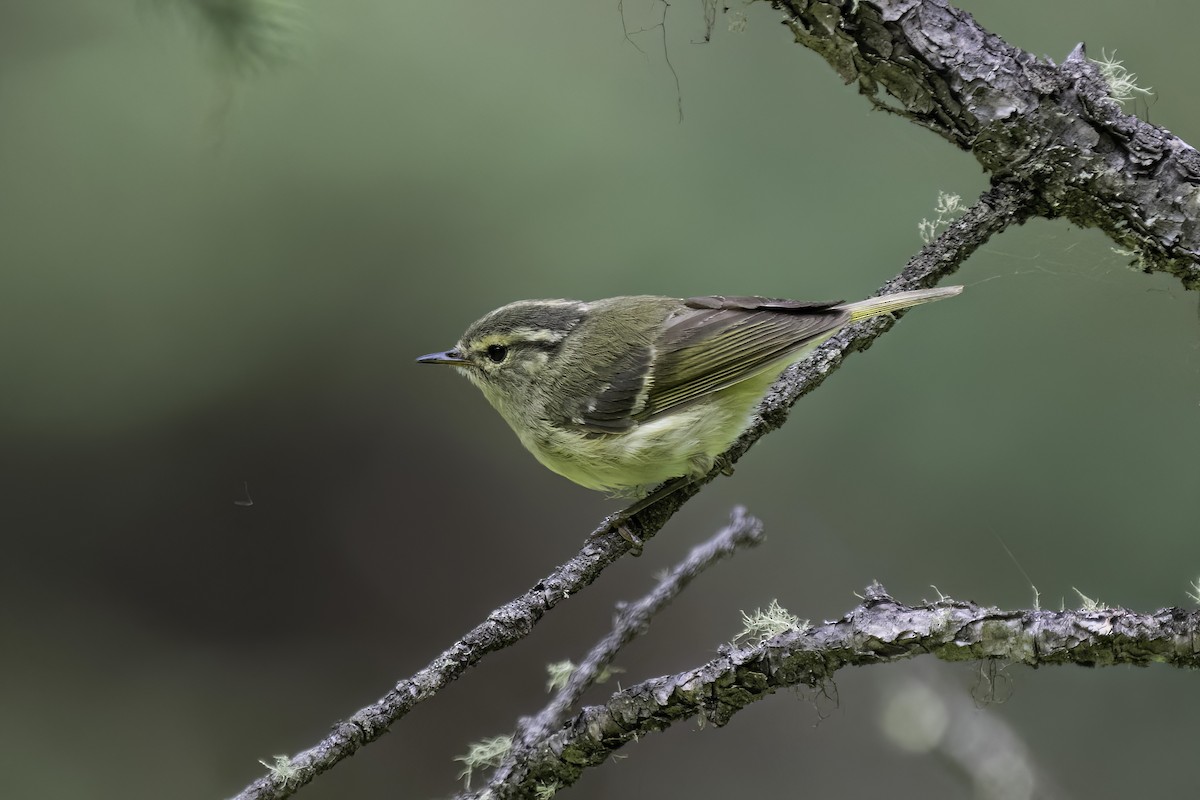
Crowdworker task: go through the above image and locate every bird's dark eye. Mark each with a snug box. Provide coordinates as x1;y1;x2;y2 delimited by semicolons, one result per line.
486;344;508;363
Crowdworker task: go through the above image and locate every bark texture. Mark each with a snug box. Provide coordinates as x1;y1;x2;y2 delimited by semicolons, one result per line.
778;0;1200;289
477;582;1200;798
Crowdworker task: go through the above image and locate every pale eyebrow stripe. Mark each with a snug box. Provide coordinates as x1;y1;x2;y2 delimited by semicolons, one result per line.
507;327;570;344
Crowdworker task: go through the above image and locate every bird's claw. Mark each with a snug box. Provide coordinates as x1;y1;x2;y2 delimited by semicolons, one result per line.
588;512;644;556
616;520;644;556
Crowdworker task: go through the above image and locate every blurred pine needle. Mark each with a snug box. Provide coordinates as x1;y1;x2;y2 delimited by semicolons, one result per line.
150;0;303;74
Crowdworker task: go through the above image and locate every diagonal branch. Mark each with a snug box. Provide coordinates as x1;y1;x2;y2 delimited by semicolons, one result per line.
485;582;1200;797
228;514;639;800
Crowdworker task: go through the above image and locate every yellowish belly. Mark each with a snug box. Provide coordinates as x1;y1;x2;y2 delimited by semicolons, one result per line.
520;367;783;494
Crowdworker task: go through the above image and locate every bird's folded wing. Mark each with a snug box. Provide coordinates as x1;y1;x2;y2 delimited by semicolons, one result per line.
636;296;849;420
569;296;849;433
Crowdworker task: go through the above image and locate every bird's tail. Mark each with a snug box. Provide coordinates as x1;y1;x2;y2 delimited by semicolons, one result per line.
838;285;963;323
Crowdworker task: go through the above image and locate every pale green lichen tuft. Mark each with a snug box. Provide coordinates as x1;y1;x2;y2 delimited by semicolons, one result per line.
1073;587;1105;611
1187;576;1200;605
545;659;576;692
455;735;513;789
733;599;808;647
1092;49;1153;105
545;658;622;691
918;191;966;243
258;754;302;787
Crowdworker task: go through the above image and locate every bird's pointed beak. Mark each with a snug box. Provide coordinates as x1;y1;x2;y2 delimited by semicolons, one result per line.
416;348;470;366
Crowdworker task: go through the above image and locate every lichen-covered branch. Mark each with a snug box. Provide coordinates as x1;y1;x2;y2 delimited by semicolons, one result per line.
776;0;1200;289
483;508;766;794
227;513;645;800
481;582;1200;798
228;508;765;800
729;180;1031;478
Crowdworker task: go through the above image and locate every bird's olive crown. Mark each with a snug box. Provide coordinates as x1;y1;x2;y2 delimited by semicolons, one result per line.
455;299;587;377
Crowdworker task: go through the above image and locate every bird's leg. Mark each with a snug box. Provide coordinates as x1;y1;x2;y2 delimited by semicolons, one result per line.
623;476;693;518
594;477;694;556
614;523;643;555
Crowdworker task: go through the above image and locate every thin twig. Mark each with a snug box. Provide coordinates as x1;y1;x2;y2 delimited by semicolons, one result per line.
476;507;766;796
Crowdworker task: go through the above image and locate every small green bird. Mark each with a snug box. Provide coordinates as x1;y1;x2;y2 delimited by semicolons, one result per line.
418;287;961;522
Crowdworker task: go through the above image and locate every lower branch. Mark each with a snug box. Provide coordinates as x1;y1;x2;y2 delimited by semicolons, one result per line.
484;508;765;794
490;582;1200;797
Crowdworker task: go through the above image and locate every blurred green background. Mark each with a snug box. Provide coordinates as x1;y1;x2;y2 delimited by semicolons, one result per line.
2;1;1197;798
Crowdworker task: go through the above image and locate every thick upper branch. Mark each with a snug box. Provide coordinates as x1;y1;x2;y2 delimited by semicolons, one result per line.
776;0;1200;289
